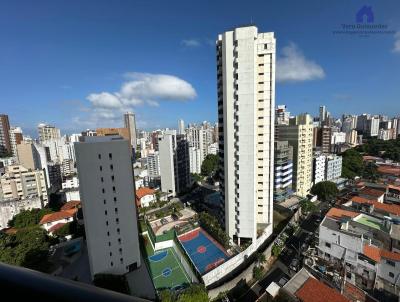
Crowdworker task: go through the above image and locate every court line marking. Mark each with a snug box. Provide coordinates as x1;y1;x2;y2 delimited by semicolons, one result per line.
171;247;191;284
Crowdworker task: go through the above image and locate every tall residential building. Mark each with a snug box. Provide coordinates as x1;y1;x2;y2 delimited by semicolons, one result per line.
319;106;327;125
124;112;137;150
9;127;23;157
75;136;141;278
0;165;48;203
313;153;326;185
325;154;342;181
274;141;293;202
37;123;61;142
178;119;185;135
158;131;190;196
217;26;275;244
277;114;313;197
0;114;11;156
189;147;202;175
276;105;290;125
147;152;161;178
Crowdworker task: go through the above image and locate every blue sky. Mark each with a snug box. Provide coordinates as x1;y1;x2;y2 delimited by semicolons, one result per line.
1;0;399;136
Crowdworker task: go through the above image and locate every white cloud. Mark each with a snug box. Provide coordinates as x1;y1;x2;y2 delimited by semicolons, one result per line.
393;32;400;53
181;39;201;47
77;72;196;129
276;43;325;82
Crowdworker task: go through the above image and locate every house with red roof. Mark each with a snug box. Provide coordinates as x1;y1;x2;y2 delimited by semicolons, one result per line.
39;208;77;233
359;187;385;203
348;196;400;218
135;187;156;208
60;200;81;211
282;268;350;302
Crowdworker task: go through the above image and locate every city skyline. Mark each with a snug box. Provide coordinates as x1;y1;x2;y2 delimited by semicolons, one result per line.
1;0;400;136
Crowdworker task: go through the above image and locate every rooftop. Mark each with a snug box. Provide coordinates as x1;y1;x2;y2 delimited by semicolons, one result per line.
359;187;385;198
295;277;350;302
136;187;156;199
354;215;386;231
351;196;400;216
60;200;81;211
40;209;77;225
326;208;359;221
363;244;400;263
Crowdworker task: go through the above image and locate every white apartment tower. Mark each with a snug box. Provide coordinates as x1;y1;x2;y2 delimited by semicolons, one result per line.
178;119;185;135
217;26;275;244
75;136;141;278
124;112;137;150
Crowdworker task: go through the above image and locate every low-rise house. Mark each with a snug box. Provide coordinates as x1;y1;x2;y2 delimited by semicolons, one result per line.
40;208;77;232
345;196;400;219
318;207;400;296
358;187;385;203
135;187;156;208
281;267;350;302
60;200;81;211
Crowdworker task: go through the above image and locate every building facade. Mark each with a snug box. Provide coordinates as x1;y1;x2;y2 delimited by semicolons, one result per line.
217;26;275;244
0;114;11;156
75;136;141;278
123;112;137;150
274;141;293;202
277;114;313;197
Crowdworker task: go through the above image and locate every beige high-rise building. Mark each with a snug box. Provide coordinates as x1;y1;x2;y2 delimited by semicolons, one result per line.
37;123;61;142
123;112;137;150
217;26;275;244
0;165;48;203
277;114;313;197
17;142;38;170
9;126;23;157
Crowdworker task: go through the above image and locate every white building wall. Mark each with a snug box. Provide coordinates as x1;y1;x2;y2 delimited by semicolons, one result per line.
75;136;141;278
218;26;275;242
158;131;176;196
313;154;326;184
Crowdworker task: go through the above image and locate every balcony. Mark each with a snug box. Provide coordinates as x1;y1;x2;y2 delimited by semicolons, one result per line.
0;262;149;302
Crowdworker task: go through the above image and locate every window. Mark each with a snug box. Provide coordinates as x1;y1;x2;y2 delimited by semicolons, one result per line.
387;259;395;267
99;166;102;171
346;272;351;279
107;231;110;236
114;197;117;202
118;238;121;244
110;252;112;256
105;210;108;215
325;242;331;248
110;164;114;170
106;221;108;226
113;186;116;193
389;272;395;278
102;188;105;193
109;153;112;159
111;175;115;182
98;154;101;159
108;242;111;247
116;218;119;224
115;208;118;213
120;258;123;264
119;248;122;255
258;212;263;214
101;177;104;182
103;199;106;204
110;262;114;267
264;43;268;49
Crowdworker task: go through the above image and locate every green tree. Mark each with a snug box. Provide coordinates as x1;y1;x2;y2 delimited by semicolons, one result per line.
299;199;317;213
341;149;364;179
198;212;230;249
201;154;219;177
0;227;51;271
177;285;209;302
253;266;263;280
310;181;338;202
256;252;266;265
191;173;202;182
8;208;54;228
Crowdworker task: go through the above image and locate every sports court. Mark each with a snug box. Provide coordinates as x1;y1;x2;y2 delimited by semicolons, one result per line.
143;235;190;291
178;228;229;275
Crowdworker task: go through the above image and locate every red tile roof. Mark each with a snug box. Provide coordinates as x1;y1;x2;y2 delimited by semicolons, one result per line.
378;165;400;176
40;209;77;225
363;245;400;263
360;188;385;198
48;222;66;233
326;208;359;220
136;187;155;199
351;196;400;216
60;200;81;211
296;278;350;302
